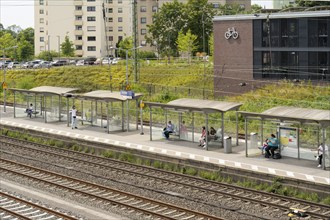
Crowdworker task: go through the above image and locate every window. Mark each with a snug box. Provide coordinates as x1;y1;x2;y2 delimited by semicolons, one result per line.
40;27;44;33
76;25;82;30
40;37;44;42
152;6;158;12
141;29;146;35
39;0;44;5
87;0;95;1
108;26;113;32
118;36;123;42
87;26;96;31
76;16;82;20
140;6;146;12
39;9;44;14
76;35;82;40
108;36;113;41
118;0;122;3
108;8;113;13
108;17;113;22
87;6;96;11
141;40;146;46
40;18;44;24
140;17;147;24
87;16;96;21
76;45;82;50
213;3;220;8
87;36;96;41
107;0;113;3
118;17;123;22
40;46;45;51
118;8;123;13
118;26;123;32
87;46;96;51
75;6;82;10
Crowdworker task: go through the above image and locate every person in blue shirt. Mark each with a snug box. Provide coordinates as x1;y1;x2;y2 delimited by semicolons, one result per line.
265;134;279;158
163;121;175;140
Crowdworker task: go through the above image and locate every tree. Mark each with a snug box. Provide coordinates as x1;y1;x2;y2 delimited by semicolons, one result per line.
146;0;186;59
117;36;133;58
184;0;216;54
208;33;214;57
295;0;330;7
61;36;75;57
0;33;16;59
36;50;58;61
176;30;198;63
17;40;34;61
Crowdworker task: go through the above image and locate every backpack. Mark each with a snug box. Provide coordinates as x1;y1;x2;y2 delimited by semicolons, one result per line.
273;152;282;159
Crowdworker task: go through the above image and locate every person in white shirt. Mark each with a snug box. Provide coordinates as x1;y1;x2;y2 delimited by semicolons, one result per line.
70;105;78;129
317;143;328;168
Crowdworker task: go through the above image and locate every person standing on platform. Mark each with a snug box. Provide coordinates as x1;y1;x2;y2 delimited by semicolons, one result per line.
264;134;279;158
317;143;328;168
70;105;78;129
27;103;33;118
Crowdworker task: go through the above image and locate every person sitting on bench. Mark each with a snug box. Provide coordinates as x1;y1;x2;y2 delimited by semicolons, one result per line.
209;127;218;140
163;121;175;140
264;134;279;158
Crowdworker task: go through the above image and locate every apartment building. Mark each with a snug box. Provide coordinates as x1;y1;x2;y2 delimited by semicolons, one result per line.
34;0;251;58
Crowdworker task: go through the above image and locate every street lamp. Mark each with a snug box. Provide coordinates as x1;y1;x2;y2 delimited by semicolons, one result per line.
2;45;18;112
110;46;143;87
57;36;60;60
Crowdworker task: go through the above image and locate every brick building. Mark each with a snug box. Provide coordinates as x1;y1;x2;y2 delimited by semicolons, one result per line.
213;10;330;95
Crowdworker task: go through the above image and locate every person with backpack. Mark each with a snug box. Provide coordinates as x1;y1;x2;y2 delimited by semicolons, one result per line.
264;134;279;158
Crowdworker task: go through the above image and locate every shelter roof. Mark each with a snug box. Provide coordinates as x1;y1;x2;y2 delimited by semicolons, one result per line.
75;90;143;102
145;98;242;113
10;86;78;96
239;106;330;127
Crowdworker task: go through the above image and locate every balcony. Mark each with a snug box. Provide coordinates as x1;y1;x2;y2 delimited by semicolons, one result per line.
75;50;83;56
75;10;83;16
75;30;83;35
74;1;83;6
75;40;83;45
74;20;83;26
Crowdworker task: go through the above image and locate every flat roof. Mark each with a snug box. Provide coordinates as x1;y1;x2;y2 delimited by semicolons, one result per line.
75;90;143;102
10;86;78;96
239;106;330;127
213;10;330;22
145;98;242;113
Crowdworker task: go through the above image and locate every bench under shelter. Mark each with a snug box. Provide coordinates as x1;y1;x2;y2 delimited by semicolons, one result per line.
9;86;78;123
239;106;330;170
71;90;143;133
145;98;243;150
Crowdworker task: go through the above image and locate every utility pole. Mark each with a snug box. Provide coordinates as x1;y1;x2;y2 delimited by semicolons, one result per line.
102;2;112;92
267;14;272;74
132;0;139;83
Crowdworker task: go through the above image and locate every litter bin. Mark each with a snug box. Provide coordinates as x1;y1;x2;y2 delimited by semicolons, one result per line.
250;132;258;149
224;136;232;153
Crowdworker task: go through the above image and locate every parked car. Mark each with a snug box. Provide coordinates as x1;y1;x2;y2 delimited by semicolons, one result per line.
0;60;12;69
84;57;97;65
34;61;50;68
51;60;68;66
23;60;41;69
102;57;113;65
7;61;21;69
112;58;119;64
76;60;85;66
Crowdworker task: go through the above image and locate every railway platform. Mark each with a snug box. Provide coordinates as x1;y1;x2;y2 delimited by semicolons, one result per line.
1;107;329;186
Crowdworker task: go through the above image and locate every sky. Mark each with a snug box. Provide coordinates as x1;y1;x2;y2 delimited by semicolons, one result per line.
0;0;34;29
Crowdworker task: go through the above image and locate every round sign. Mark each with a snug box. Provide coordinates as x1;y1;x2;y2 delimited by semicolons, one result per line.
2;82;7;89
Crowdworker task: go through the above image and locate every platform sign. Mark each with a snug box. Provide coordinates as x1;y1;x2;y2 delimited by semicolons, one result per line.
120;90;135;98
2;82;7;89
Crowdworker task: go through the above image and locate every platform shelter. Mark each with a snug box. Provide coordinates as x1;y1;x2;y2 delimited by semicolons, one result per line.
71;90;143;133
239;106;330;169
145;98;242;150
9;86;78;123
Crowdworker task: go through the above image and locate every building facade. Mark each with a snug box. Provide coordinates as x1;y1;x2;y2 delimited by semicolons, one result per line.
34;0;251;58
213;11;329;95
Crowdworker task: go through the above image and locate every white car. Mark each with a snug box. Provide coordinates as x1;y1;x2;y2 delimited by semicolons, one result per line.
102;58;112;65
7;61;20;69
76;60;85;66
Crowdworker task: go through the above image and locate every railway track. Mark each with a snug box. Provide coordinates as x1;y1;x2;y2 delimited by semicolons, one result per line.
0;190;78;220
1;135;330;219
0;158;223;220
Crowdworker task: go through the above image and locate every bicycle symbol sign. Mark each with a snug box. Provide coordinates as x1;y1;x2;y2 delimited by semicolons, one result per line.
225;27;239;40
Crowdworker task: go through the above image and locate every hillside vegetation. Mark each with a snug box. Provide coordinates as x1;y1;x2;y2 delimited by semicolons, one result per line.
3;61;330;112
